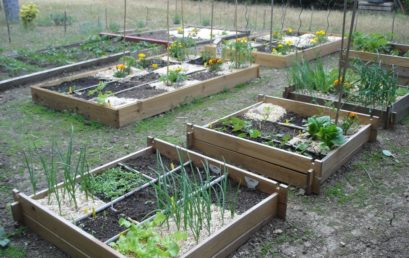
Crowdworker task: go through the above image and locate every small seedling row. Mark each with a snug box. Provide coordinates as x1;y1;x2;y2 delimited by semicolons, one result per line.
283;85;409;129
11;138;287;258
187;95;379;194
100;26;251;46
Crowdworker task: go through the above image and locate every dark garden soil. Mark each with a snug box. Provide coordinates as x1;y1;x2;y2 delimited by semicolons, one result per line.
48;77;102;93
279;111;308;127
187;57;206;66
113;186;158;222
116;84;167;100
77;208;125;242
188;71;219;81
123;153;175;179
75;73;161;100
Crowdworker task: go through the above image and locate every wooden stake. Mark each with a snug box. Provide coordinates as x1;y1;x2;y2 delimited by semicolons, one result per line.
64;11;67;34
391;0;397;41
181;0;184;38
210;0;214;40
309;6;313;32
263;9;266;30
269;0;274;51
235;0;238;69
123;0;127;39
199;2;202;26
5;11;11;43
254;4;258;31
105;7;108;30
335;0;358;125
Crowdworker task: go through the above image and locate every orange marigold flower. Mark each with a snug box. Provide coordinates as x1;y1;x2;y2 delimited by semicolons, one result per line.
348;112;357;119
116;64;126;71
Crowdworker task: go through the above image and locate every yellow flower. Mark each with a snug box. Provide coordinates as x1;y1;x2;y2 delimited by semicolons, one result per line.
138;53;146;60
271;48;278;54
310;38;318;44
277;44;284;49
151;63;158;69
285;27;293;34
315;30;326;37
176;27;184;34
348;112;357;119
175;67;183;73
333;79;340;87
116;64;125;71
285;40;293;46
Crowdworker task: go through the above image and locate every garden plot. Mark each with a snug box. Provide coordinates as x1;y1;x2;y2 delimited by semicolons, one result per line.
100;26;250;46
204;30;342;68
187;95;378;194
31;53;259;127
0;36;163;91
349;32;409;85
283;59;409;128
11;138;287;258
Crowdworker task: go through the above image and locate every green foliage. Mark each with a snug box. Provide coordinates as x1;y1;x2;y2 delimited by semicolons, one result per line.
168;38;196;61
22;128;92;215
50;12;74;26
160;67;187;85
306;116;345;149
352;32;391;54
341;112;359;135
351;60;398;109
20;3;39;29
173;15;181;25
89;167;148;201
111;213;187;257
404;51;409;58
0;56;39;77
109;22;121;32
288;60;338;94
223;38;253;69
202;18;210;26
88;81;108;97
221;117;251;132
0;227;10;248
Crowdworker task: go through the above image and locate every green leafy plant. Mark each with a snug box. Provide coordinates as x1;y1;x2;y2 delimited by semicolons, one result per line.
202;18;210;26
88;81;109;97
160;67;187;86
50;12;74;26
341;112;359;135
306;116;346;149
352;32;392;54
20;3;39;29
168;38;196;61
173;15;181;25
111;212;187;258
89;167;148;201
351;60;398;110
221;117;252;132
223;38;253;69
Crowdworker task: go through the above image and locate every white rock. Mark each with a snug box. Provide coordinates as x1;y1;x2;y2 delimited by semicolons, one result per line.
244;103;287;123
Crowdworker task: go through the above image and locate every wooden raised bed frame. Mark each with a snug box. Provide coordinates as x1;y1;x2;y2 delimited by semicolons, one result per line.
204;33;343;68
283;85;409;129
349;43;409;85
187;95;379;195
31;63;260;128
11;138;287;258
100;26;251;47
0;45;164;92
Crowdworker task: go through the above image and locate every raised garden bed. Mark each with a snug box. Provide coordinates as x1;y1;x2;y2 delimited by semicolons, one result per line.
11;138;287;258
100;26;250;46
0;37;164;91
204;31;343;68
187;95;378;194
349;43;409;85
31;55;260;127
283;85;409;129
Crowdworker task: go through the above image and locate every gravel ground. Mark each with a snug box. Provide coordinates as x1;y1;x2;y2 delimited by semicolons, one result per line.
0;54;408;257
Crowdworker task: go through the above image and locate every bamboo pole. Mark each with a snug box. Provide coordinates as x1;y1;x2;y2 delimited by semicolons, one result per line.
181;0;184;38
105;7;108;30
123;0;127;39
269;0;274;51
5;11;11;43
391;0;397;41
235;0;238;69
167;0;170;84
308;6;313;32
210;0;214;40
335;0;358;125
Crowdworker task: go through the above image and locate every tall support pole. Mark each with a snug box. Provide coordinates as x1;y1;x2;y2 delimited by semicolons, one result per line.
269;0;274;51
181;0;184;38
123;0;127;39
167;0;170;84
309;6;313;32
210;0;214;40
335;0;358;125
391;0;397;41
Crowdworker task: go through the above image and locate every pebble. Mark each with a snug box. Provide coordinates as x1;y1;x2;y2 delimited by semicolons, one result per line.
340;242;346;247
124;144;129;149
296;188;306;196
273;229;283;234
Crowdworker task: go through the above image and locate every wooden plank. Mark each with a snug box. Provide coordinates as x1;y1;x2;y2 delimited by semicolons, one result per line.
184;193;278;257
260;95;379;128
190;138;309;189
117;65;259;127
392;93;409;122
317;125;371;183
349;49;409;68
190;125;314;173
18;193;123;258
31;86;120;127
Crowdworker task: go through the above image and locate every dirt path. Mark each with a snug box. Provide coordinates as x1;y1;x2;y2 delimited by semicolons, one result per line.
0;54;408;257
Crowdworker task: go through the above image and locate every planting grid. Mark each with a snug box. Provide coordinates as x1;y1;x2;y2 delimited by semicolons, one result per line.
1;53;409;257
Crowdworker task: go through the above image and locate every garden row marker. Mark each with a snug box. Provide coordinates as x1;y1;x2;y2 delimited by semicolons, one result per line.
335;0;359;125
